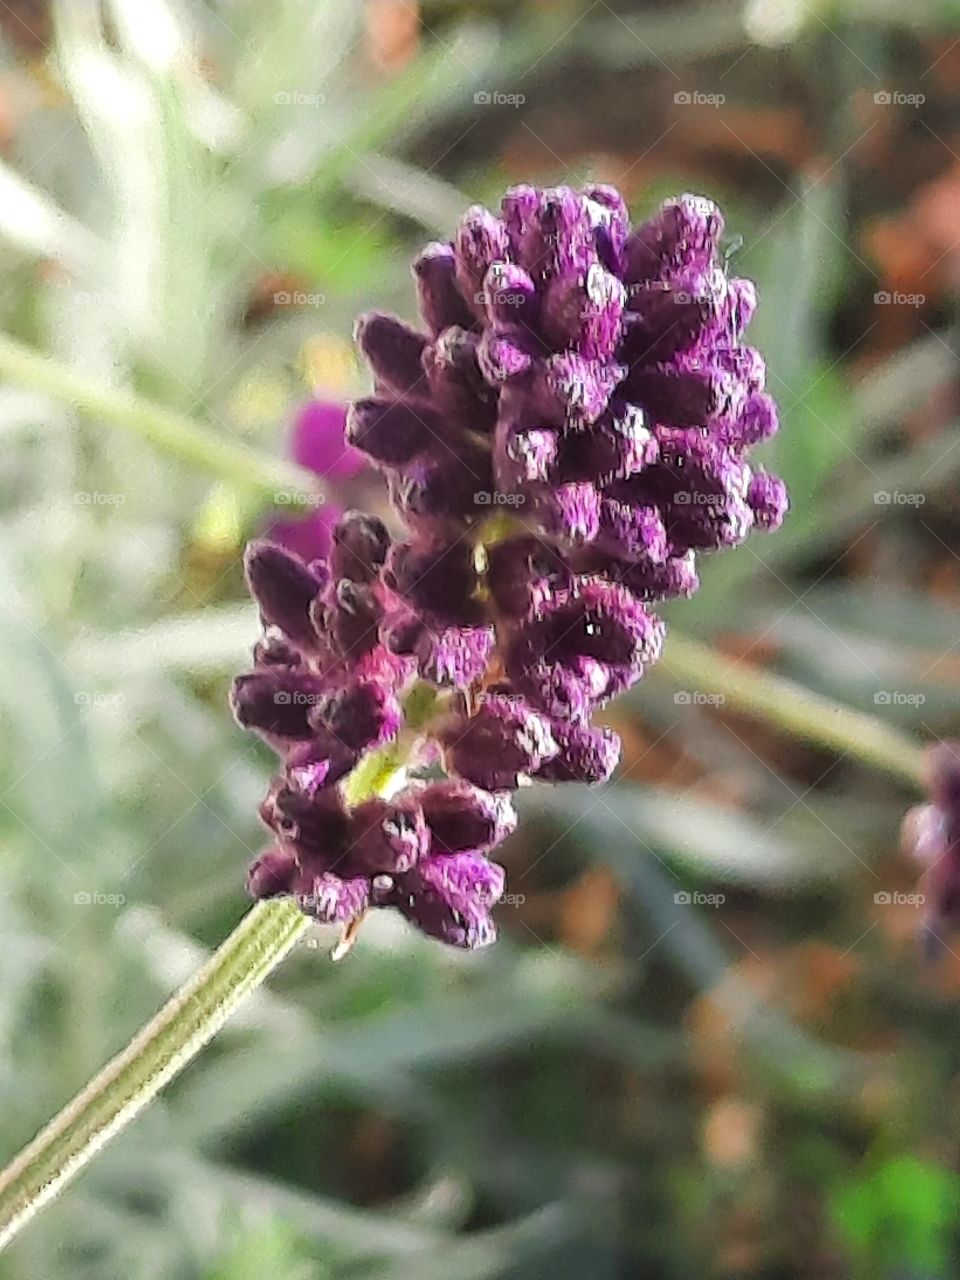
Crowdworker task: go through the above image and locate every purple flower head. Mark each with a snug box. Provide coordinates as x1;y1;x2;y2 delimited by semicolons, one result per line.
233;183;786;952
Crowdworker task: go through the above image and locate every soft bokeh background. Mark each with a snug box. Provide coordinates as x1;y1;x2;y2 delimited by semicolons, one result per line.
1;1;960;1276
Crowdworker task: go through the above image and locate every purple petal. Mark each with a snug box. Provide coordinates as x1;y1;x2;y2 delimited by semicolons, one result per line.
247;846;298;899
418;780;518;854
297;871;370;924
347;795;428;876
244;540;326;652
347;396;441;465
311;676;402;752
441;693;558;791
354;312;428;397
535;720;621;784
417;851;505;907
747;470;788;531
231;670;325;742
330;511;390;584
413;241;477;334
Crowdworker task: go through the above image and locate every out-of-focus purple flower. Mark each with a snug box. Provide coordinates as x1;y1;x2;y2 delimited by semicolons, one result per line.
291;400;364;479
902;742;960;947
269;400;367;561
233;183;787;952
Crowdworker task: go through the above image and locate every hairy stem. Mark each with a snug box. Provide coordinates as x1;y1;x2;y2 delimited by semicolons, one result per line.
656;631;925;787
0;331;316;501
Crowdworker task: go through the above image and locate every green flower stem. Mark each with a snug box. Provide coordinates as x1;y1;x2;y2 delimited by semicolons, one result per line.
0;899;306;1250
0;331;316;502
0;749;407;1252
655;631;925;788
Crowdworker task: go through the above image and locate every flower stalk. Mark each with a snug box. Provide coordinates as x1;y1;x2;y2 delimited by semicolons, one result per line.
654;631;925;787
0;331;316;501
0;898;306;1250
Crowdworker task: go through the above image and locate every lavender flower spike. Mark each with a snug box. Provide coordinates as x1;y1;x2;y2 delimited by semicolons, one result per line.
232;183;786;953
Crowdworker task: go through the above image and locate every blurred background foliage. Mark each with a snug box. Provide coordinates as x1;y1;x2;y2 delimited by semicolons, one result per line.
1;0;960;1276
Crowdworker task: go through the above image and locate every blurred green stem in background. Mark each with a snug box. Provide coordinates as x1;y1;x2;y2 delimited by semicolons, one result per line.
655;633;925;787
0;332;316;502
0;743;409;1252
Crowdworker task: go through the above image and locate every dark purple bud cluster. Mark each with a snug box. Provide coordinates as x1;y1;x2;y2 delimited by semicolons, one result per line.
233;183;787;951
234;528;518;949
